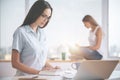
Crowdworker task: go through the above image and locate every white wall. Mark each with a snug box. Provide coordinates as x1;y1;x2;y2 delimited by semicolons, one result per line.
0;0;105;59
43;0;103;58
109;0;120;57
0;0;25;48
45;0;102;47
101;0;108;59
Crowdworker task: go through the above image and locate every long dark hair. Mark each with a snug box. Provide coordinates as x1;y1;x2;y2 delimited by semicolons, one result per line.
82;15;98;26
21;0;52;28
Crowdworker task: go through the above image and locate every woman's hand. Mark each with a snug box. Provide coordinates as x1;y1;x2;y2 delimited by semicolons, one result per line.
42;66;53;70
42;66;60;71
54;66;60;69
42;62;60;71
88;46;97;50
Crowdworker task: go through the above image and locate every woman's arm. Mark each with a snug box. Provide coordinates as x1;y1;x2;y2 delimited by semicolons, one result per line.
12;49;40;74
89;27;102;50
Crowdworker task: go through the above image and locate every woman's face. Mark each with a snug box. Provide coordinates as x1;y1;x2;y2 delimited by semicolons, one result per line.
36;8;51;28
83;22;91;29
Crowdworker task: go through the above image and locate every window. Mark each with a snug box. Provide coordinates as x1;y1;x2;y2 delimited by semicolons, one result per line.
30;0;103;59
109;0;120;57
0;0;25;60
0;0;102;60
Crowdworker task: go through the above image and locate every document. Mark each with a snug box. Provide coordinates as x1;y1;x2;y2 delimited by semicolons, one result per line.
39;69;62;76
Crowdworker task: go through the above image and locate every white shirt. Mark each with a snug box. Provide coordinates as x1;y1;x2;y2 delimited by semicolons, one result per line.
12;25;48;76
88;26;99;46
88;26;102;53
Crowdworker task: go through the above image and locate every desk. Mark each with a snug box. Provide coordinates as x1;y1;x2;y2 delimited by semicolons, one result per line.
0;71;120;80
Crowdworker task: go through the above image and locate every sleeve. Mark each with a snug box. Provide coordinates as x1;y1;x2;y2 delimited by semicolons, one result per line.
12;29;24;54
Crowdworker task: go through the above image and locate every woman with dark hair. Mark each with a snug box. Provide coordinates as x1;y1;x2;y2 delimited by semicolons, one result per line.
12;0;59;76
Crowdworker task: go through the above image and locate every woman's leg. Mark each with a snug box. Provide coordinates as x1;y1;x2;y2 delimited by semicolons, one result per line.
81;48;103;60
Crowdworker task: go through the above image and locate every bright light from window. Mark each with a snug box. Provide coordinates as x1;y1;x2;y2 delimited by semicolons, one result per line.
109;0;120;57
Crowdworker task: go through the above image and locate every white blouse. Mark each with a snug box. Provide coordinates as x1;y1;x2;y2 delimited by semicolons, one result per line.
12;25;47;76
88;26;103;53
88;26;100;47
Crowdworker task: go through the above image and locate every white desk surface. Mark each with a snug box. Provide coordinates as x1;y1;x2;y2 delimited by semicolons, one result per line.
11;70;120;80
0;70;119;80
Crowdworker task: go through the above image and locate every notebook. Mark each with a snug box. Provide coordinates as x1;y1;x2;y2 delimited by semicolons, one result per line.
39;69;62;76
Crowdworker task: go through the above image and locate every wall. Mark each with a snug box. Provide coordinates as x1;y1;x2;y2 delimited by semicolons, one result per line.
0;0;105;60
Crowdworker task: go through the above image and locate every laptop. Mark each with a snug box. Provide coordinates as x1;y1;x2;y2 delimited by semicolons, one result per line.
73;60;119;80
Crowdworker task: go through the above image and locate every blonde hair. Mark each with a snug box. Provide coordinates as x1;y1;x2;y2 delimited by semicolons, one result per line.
82;15;98;26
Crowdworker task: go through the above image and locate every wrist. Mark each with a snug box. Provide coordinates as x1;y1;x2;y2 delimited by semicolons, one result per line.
37;70;41;74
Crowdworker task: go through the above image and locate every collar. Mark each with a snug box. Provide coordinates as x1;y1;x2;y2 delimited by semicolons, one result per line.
25;25;42;33
26;25;35;33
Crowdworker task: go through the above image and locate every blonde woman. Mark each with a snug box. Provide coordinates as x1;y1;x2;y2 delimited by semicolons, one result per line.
78;15;103;60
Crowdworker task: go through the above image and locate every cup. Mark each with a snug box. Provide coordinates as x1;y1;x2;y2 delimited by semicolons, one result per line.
62;52;66;60
71;62;80;70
